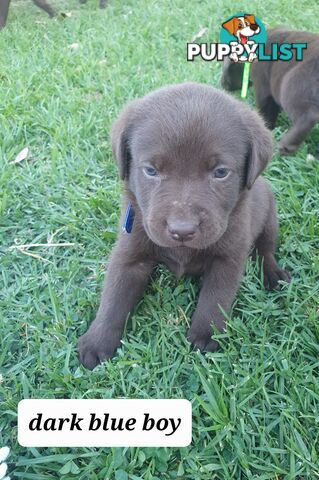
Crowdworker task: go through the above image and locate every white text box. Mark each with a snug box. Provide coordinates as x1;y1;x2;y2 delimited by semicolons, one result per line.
18;399;192;447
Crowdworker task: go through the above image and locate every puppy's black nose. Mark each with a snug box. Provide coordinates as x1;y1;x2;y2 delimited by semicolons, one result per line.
251;24;259;31
168;221;197;242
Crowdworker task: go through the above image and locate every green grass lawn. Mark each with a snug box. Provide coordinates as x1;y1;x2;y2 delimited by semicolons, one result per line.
1;0;319;478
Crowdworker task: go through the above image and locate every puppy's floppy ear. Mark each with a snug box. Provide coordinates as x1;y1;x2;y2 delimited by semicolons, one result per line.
244;14;256;25
244;113;273;189
111;99;141;180
222;17;239;36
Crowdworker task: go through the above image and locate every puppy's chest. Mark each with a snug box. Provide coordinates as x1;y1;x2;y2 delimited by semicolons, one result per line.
157;247;209;278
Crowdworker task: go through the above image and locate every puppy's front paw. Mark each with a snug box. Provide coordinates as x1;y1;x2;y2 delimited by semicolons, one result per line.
264;266;291;290
187;328;220;353
78;327;119;370
278;141;298;156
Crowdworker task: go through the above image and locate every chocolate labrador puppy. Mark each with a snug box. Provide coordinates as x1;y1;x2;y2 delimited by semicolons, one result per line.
0;0;107;29
78;82;290;370
221;28;319;155
0;0;54;28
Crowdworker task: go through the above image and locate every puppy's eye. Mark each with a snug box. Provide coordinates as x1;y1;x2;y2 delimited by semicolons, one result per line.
213;167;229;179
143;166;158;177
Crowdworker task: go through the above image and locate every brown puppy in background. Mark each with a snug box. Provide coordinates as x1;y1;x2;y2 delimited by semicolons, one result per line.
79;0;107;9
221;28;319;155
0;0;55;28
78;82;290;370
0;0;107;29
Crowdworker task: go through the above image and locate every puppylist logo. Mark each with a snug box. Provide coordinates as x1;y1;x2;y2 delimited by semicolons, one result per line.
187;13;307;63
220;14;265;63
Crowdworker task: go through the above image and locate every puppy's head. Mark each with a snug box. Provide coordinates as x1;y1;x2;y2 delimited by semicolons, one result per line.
222;15;260;42
111;83;272;249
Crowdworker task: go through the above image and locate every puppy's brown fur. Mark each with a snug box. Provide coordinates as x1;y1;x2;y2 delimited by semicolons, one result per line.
221;28;319;155
0;0;55;28
78;82;290;370
0;0;107;29
79;0;107;9
0;0;54;28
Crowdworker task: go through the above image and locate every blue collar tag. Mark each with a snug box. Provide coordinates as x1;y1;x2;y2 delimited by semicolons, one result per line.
122;203;135;233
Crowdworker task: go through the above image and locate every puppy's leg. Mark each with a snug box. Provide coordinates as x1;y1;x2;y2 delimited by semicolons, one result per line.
255;90;280;130
259;97;280;130
278;111;319;155
0;0;10;29
78;242;154;369
187;255;246;352
254;195;290;289
32;0;55;17
253;66;281;129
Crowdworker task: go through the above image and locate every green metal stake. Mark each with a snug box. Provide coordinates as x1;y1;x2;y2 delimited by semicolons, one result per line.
241;62;251;99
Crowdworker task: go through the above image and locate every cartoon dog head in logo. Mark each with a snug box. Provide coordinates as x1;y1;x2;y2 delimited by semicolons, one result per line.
222;15;260;45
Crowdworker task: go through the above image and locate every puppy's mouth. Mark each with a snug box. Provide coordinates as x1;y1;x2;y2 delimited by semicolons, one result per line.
144;219;226;250
239;33;248;44
146;228;201;249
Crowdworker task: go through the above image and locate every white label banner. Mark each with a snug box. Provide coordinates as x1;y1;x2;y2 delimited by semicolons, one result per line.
18;399;192;447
